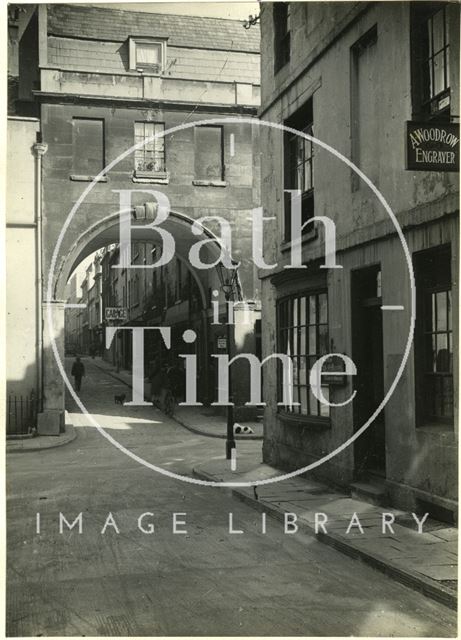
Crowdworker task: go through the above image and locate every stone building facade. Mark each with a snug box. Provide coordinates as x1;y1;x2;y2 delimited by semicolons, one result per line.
13;3;262;430
259;2;459;519
6;116;41;400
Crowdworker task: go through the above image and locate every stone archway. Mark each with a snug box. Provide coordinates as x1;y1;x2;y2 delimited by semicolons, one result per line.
39;208;230;434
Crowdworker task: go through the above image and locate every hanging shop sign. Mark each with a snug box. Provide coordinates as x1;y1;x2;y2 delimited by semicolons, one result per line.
105;307;128;321
406;122;459;172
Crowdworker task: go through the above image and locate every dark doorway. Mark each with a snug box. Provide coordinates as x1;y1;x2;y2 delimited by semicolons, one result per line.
351;265;386;478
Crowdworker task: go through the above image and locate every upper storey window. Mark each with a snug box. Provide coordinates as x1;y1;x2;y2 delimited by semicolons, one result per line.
274;2;291;73
284;98;314;241
72;118;104;180
129;38;167;74
411;3;451;119
134;122;165;175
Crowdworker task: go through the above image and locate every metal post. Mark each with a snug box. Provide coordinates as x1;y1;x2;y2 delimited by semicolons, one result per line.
225;291;235;460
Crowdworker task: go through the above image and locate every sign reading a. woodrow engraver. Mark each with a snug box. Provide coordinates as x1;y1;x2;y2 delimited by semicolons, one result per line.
406;122;459;171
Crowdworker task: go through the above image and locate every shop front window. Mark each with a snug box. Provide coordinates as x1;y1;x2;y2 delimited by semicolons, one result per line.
277;291;329;417
414;245;453;426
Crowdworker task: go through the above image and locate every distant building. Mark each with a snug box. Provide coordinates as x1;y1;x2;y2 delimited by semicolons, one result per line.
13;3;262;430
259;2;458;519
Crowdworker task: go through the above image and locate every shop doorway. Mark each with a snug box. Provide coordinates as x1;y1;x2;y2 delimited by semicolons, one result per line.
351;265;386;478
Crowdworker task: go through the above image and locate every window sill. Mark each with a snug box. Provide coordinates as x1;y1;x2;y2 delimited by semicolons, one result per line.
416;422;454;435
280;226;318;252
278;411;331;429
134;69;164;76
192;179;227;188
132;171;169;184
70;174;107;182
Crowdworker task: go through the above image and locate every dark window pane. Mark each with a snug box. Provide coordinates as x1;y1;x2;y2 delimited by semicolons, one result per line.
319;293;328;323
300;297;306;326
432;9;444;53
303;160;312;191
436;291;447;330
309;295;316;324
309;389;319;416
195;126;223;180
433;52;445;95
292;386;299;410
318;325;328;355
431;292;436;331
299;356;307;385
300;326;306;354
435;334;449;371
319;387;330;416
300;387;308;414
308;326;317;355
446;45;450;87
293;298;298;327
73;118;104;176
427;18;433;57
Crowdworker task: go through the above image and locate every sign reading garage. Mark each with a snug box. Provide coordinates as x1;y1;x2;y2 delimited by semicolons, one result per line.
407;122;459;172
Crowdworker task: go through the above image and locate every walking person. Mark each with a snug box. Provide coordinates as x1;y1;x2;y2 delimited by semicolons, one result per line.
71;356;85;391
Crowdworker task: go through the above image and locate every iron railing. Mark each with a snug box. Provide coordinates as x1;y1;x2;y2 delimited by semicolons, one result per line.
6;392;38;436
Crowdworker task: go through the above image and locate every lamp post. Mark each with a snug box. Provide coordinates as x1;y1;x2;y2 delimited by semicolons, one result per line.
216;262;241;460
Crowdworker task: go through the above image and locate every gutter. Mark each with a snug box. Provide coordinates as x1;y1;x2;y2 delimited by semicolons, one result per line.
31;90;260;115
33;140;48;411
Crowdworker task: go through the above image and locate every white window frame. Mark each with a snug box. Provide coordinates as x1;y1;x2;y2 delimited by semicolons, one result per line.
133;121;168;182
129;37;167;74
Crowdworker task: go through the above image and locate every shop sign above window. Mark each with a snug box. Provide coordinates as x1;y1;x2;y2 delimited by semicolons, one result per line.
406;121;459;171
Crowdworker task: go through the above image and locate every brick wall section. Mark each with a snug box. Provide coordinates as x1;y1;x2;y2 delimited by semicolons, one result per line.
47;4;260;53
48;36;260;84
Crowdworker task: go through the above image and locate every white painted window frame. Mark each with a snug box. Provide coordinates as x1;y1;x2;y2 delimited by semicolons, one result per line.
128;37;168;74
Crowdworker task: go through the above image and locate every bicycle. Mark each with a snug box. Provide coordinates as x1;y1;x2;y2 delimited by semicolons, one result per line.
151;367;177;417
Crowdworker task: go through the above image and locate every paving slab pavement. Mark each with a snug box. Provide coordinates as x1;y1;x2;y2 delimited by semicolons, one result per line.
6;413;77;453
193;453;458;610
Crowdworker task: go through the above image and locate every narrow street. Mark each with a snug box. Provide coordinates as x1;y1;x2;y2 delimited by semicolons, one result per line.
7;358;456;637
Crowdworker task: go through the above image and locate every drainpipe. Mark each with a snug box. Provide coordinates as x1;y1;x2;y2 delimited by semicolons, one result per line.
33;140;48;411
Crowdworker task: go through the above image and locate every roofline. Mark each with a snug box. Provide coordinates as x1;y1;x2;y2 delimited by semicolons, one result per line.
46;32;260;54
56;3;261;28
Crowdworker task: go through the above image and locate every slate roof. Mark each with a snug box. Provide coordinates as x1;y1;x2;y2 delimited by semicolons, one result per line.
47;4;260;53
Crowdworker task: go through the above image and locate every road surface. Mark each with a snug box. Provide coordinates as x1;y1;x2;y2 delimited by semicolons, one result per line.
6;358;456;636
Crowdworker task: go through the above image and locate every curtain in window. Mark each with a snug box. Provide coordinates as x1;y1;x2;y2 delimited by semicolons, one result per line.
136;43;161;66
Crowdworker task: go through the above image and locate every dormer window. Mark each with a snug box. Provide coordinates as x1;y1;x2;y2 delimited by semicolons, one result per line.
129;38;167;74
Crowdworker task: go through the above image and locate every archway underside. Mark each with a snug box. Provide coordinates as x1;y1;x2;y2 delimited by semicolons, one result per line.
53;210;229;304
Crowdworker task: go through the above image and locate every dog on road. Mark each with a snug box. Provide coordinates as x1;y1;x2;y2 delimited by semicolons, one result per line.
234;423;254;435
114;393;126;405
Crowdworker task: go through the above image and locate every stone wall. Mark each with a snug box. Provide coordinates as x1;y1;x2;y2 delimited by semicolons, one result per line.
6;117;40;398
259;1;459;514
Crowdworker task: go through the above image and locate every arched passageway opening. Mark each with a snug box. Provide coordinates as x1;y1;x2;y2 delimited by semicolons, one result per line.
40;208;241;432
